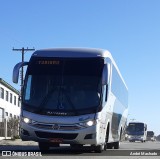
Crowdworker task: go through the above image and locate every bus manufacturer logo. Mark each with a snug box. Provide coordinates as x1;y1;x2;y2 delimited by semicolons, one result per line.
52;124;60;130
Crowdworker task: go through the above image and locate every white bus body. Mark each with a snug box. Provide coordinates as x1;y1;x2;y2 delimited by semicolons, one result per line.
127;122;147;142
147;131;155;141
13;48;128;152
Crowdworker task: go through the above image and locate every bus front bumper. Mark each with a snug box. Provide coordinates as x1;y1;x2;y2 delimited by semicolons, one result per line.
128;135;144;142
20;122;100;145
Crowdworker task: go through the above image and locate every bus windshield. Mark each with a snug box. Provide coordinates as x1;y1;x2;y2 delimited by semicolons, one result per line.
127;123;145;135
147;131;154;137
23;58;104;116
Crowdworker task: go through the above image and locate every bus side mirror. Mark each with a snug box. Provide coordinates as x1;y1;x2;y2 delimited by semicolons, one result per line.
12;62;29;83
102;64;110;85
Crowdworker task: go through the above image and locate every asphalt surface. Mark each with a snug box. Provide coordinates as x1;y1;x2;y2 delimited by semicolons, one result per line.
0;139;159;158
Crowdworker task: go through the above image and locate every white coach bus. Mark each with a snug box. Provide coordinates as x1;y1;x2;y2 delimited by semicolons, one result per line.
127;122;147;142
13;48;128;152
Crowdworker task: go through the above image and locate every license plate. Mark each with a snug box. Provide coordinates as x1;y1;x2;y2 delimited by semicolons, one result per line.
50;138;63;143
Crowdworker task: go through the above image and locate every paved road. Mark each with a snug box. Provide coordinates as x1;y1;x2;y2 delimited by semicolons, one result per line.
0;140;160;158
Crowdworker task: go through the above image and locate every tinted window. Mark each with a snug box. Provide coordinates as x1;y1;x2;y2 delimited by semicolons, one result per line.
111;65;128;107
23;57;104;115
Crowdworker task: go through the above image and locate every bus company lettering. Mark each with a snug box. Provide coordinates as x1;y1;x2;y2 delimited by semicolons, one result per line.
38;60;59;65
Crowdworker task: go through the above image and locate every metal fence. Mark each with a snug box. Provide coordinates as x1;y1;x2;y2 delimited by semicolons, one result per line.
0;117;19;139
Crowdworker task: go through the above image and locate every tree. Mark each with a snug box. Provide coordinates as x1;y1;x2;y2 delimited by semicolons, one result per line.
7;117;19;139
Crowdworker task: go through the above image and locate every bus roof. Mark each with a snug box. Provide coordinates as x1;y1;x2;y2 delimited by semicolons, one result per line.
32;48;111;58
129;122;147;125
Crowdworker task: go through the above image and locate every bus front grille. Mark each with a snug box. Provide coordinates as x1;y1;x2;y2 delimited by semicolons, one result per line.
31;122;83;131
35;131;78;139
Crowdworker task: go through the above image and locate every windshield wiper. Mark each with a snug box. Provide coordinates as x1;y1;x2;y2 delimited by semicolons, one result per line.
56;86;78;115
38;87;56;112
63;89;78;115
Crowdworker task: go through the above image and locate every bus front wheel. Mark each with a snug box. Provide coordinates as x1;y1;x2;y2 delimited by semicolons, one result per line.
113;141;120;149
38;142;50;151
94;144;104;153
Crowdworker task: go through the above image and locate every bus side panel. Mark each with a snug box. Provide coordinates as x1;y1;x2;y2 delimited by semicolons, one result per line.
109;63;128;142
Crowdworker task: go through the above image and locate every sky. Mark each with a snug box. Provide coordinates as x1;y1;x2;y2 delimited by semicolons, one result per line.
0;0;160;135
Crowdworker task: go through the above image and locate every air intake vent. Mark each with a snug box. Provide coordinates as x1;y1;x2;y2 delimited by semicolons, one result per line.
35;131;78;140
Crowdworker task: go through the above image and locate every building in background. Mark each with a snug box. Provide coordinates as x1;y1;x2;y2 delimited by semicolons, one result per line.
0;78;20;139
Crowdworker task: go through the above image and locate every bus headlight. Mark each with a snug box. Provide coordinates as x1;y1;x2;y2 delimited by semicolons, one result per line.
22;116;37;124
128;135;131;139
79;120;96;127
22;117;35;124
23;117;31;123
86;120;95;126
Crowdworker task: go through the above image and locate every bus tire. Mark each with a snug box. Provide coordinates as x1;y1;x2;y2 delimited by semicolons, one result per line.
94;144;104;153
104;123;110;150
107;143;113;149
38;142;50;151
114;128;121;149
113;141;120;149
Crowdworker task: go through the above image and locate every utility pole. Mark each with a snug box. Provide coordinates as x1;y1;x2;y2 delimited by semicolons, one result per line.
12;47;35;100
